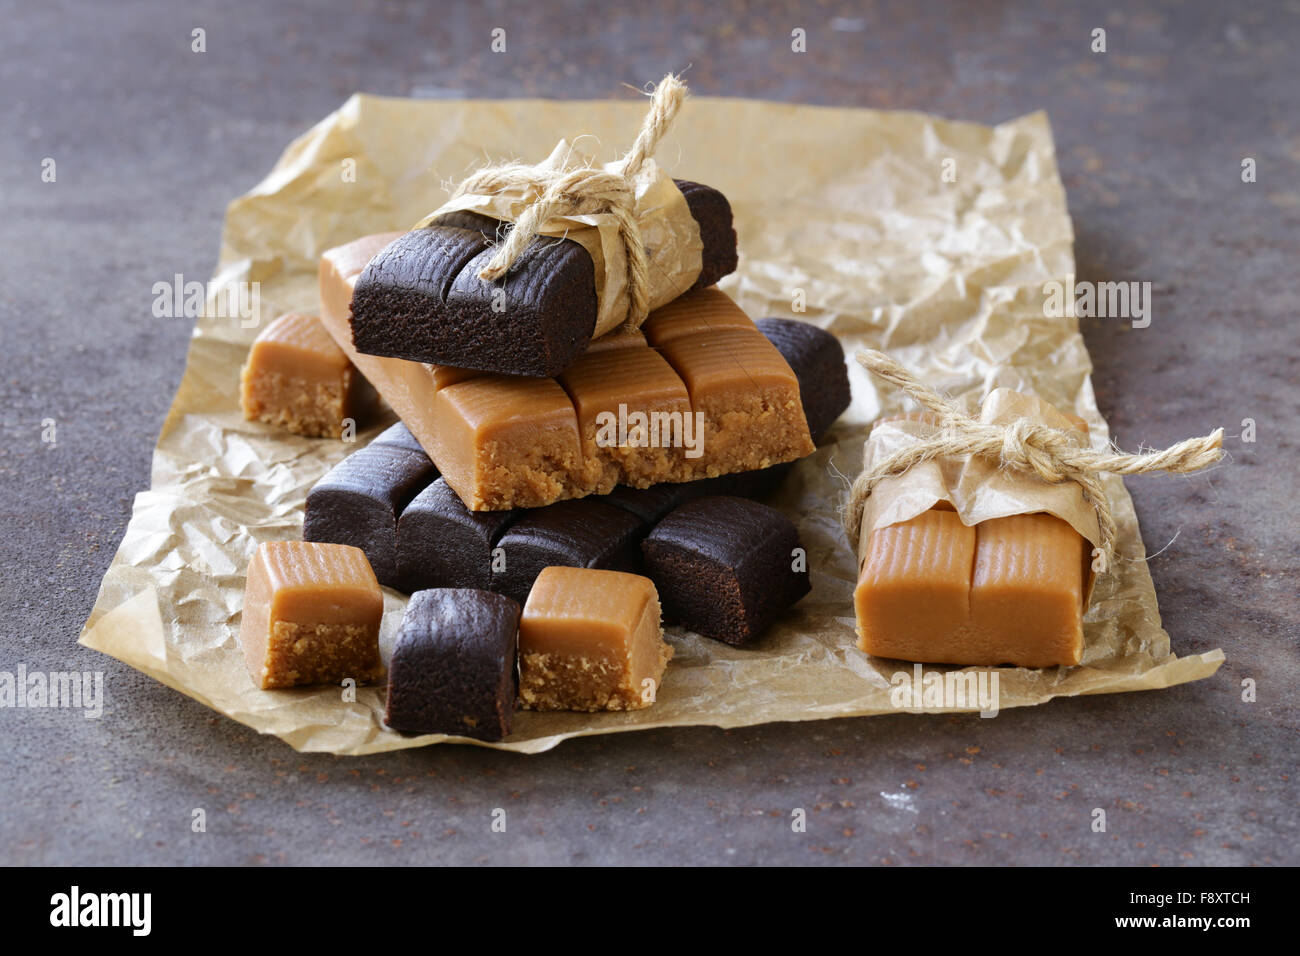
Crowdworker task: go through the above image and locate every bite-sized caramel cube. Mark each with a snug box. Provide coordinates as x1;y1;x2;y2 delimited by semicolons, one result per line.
240;312;374;438
656;329;814;476
855;509;975;663
559;346;693;490
518;567;673;712
969;514;1086;667
429;375;584;511
238;541;384;690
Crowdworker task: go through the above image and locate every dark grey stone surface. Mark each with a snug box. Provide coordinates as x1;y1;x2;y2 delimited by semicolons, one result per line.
1;0;1294;865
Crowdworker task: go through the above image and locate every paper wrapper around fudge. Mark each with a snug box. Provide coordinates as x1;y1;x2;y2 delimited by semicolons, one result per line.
77;93;1225;755
857;389;1103;606
414;139;704;341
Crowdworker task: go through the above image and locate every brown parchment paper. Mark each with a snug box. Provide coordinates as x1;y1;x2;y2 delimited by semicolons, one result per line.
414;139;704;338
77;93;1223;755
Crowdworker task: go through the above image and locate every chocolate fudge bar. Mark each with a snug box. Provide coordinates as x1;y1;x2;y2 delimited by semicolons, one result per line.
349;180;738;378
641;496;811;645
384;588;521;740
303;442;437;588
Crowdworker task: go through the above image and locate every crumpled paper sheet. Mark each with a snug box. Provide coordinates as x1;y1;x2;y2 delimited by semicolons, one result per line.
78;93;1223;754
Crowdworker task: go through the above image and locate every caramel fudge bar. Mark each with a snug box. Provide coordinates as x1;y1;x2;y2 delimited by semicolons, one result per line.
240;312;374;438
319;235;814;510
238;541;384;689
518;567;672;712
854;508;1088;667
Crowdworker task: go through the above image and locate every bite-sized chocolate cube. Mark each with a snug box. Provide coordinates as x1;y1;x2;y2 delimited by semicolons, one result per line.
384;588;521;740
755;317;851;440
642;495;810;645
398;478;521;593
304;444;438;588
491;498;647;606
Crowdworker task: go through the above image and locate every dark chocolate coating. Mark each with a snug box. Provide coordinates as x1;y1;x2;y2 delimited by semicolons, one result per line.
491;498;647;606
348;181;738;378
398;479;521;592
754;317;851;441
384;588;520;741
371;421;427;455
349;225;490;362
303;444;438;588
641;495;810;646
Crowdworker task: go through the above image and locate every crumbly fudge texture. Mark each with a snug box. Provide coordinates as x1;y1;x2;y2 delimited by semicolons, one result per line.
238;540;384;690
240;312;374;438
518;567;672;712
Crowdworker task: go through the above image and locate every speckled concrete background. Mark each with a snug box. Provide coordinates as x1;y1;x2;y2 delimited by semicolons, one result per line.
1;0;1295;865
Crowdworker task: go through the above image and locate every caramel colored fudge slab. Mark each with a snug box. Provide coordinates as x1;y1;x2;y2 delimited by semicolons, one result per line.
238;541;384;690
320;239;814;509
240;312;374;438
558;345;693;490
969;514;1086;667
855;509;976;664
642;286;757;346
656;328;815;476
518;567;672;712
429;374;583;510
854;508;1087;667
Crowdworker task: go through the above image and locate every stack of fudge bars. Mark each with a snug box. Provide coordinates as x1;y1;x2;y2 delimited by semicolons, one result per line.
237;195;852;740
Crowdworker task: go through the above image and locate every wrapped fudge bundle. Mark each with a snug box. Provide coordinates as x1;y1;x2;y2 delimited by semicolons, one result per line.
847;350;1223;669
349;75;739;378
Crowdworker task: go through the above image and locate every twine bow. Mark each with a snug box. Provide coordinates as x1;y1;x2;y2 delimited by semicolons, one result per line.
451;74;688;329
845;350;1225;565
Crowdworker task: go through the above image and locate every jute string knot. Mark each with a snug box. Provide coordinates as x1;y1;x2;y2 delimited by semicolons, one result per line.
451;74;689;329
845;349;1225;566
